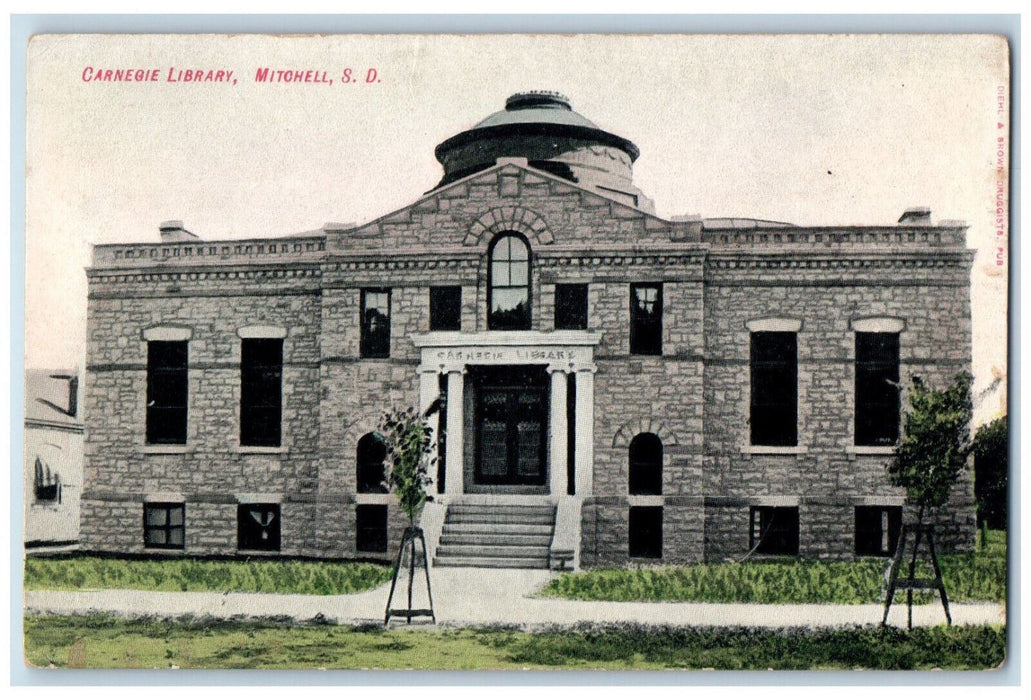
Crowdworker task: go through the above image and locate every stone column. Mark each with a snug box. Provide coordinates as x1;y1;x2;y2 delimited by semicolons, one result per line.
444;369;465;496
548;367;569;497
574;363;597;496
418;368;441;471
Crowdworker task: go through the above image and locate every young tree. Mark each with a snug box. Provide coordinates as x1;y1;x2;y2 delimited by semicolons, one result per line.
379;402;440;526
379;401;442;626
887;372;974;522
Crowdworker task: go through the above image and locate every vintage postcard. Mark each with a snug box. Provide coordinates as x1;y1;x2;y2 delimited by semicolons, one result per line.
21;32;1010;673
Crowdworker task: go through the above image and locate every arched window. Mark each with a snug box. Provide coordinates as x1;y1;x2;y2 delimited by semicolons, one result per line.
356;432;387;494
628;432;662;495
488;233;531;330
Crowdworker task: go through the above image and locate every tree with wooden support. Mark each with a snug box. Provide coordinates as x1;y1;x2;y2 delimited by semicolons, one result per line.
882;372;973;629
380;402;440;626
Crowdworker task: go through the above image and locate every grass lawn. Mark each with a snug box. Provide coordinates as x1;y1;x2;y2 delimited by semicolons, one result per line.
24;615;1006;670
542;530;1006;604
24;556;392;595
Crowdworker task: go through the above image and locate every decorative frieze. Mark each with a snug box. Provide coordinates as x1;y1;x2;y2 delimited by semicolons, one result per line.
536;253;706;269
702;226;966;247
88;266;321;284
707;254;972;272
329;258;475;272
94;236;327;267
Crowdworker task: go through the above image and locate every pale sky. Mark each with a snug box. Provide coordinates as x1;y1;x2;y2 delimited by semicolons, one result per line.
24;34;1009;421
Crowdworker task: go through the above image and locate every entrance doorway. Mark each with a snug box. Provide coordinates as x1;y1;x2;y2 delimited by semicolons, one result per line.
471;365;548;487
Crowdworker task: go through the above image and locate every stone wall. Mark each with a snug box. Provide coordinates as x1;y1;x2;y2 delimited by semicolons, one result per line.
580;497;706;566
81;271;324;556
326;165;681;255
82;162;976;564
701;251;975;560
579;497;627;568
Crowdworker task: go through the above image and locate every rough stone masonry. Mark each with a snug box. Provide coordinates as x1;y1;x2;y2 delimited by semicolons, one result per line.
81;92;975;566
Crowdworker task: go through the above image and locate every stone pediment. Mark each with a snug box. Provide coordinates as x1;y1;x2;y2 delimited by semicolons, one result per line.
324;162;689;253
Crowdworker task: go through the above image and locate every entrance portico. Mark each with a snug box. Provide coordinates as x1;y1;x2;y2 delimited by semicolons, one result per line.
413;331;600;500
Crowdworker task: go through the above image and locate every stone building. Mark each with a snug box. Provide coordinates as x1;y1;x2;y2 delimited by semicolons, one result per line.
80;91;975;566
25;370;84;547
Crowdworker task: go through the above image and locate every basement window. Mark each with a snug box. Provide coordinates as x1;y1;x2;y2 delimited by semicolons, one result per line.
143;503;185;550
628;506;663;559
855;506;902;557
356;504;388;553
238;503;281;552
749;506;799;556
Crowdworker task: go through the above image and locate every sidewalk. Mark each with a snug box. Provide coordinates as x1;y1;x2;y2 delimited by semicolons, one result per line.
23;567;1006;630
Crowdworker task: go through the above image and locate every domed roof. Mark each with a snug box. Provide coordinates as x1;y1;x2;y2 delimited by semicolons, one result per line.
472;91;600;130
432;91;644;202
436;91;639;165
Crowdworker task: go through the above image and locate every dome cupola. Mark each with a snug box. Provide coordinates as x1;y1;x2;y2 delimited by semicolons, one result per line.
433;91;650;210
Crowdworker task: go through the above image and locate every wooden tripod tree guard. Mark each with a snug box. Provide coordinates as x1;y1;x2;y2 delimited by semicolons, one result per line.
882;522;951;630
384;526;436;625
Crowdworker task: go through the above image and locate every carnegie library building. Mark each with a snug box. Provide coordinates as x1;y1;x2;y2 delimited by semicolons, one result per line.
81;91;976;567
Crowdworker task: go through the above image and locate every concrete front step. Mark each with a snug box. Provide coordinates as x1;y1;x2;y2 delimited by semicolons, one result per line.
448;504;555;515
436;544;550;558
437;502;558;570
445;512;556;525
433;555;550;569
439;533;553;547
443;522;555;536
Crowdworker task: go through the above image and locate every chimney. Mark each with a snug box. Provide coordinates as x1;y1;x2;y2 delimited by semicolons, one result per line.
67;375;79;418
159;220;200;242
898;207;932;225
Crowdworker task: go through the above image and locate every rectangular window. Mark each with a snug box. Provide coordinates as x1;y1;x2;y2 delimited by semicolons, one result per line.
146;341;188;444
555;283;588;330
429;286;462;331
750;332;798;446
855;506;902;557
361;289;391;358
749;506;799;555
630;284;662;355
240;339;283;447
143;503;185;550
356;504;388;553
855;333;901;446
628;506;663;559
238;503;281;551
